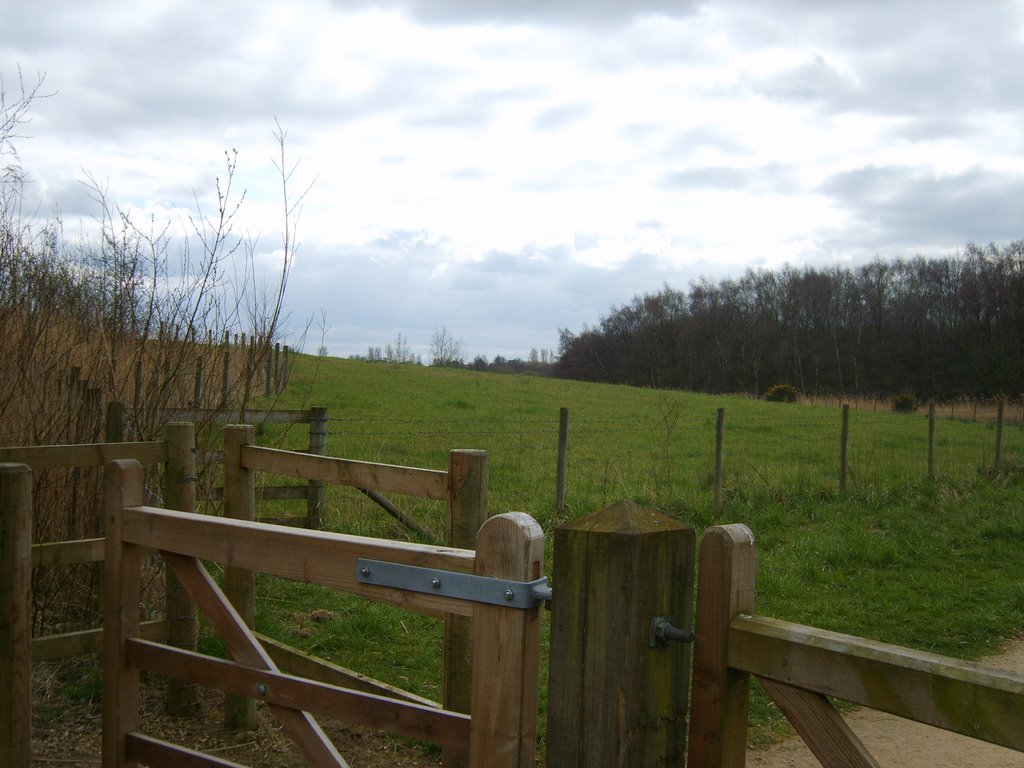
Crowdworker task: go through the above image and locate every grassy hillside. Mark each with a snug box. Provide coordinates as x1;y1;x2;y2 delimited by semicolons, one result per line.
240;354;1024;748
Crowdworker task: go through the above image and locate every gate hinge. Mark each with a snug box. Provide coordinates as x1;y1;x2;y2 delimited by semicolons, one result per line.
356;558;550;610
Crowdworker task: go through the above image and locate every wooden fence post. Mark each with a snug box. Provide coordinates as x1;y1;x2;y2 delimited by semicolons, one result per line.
839;403;850;494
224;424;257;728
307;407;328;530
927;402;936;482
105;401;125;443
714;407;725;516
221;330;230;406
555;407;569;517
688;524;757;768
546;500;695;767
444;449;488;768
163;422;199;716
469;513;544;768
101;459;145;768
995;398;1005;471
0;463;32;768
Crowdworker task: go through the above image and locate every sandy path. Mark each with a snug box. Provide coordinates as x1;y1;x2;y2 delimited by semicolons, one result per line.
747;638;1024;767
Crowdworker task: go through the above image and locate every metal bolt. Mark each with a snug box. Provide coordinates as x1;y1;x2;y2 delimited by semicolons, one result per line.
504;588;515;601
431;578;442;589
360;567;371;577
256;682;268;697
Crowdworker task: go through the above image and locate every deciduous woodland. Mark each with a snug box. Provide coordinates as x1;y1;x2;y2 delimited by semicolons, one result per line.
555;241;1024;400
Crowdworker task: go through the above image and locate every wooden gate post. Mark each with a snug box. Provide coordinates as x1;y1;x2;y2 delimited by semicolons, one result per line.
307;407;328;530
101;459;146;768
444;449;488;768
687;524;757;768
163;422;199;716
224;424;257;727
469;512;544;768
546;500;695;767
0;463;32;768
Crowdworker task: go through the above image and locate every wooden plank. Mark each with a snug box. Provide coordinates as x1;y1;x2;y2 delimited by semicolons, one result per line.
758;677;880;768
0;441;167;469
126;732;249;767
121;506;475;617
101;460;145;768
0;463;32;768
128;639;471;748
242;445;449;500
32;537;105;568
201;485;310;502
469;513;544;768
729;614;1024;752
687;524;757;768
161;551;348;768
32;619;168;661
258;632;441;709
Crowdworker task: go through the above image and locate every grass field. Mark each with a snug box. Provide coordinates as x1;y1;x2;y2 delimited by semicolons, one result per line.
219;353;1024;751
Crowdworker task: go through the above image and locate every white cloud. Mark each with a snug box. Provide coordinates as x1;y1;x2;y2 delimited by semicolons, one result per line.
3;0;1023;360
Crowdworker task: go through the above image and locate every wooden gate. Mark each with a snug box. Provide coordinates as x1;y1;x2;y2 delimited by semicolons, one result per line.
101;458;544;768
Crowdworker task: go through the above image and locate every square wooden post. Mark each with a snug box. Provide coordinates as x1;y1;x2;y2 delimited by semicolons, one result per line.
546;500;695;767
0;463;32;768
444;449;488;768
224;424;257;728
163;422;200;716
101;460;145;768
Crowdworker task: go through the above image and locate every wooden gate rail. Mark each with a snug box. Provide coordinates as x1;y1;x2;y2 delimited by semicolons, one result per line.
102;458;542;768
689;524;1024;767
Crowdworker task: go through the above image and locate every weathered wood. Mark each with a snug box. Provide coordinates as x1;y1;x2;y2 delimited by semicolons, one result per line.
546;500;694;768
0;463;32;768
444;449;488;768
127;731;248;767
0;441;167;469
555;407;568;516
101;460;146;768
32;619;168;662
729;614;1024;752
242;445;449;500
713;407;725;515
129;638;470;748
687;524;757;768
469;513;544;768
161;552;347;767
307;406;328;529
359;487;435;541
257;632;441;709
223;425;257;728
121;506;474;618
163;422;199;716
32;536;106;567
757;677;879;768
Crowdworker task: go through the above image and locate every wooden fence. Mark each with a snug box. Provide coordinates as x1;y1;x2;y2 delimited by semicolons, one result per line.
101;458;542;768
0;424;198;767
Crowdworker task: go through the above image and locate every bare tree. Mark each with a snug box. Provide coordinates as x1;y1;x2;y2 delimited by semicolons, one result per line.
430;326;465;367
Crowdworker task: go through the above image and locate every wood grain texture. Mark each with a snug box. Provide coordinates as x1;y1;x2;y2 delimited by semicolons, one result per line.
469;513;544;768
0;441;167;468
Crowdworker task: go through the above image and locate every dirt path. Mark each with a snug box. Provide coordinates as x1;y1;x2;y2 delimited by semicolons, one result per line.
747;638;1024;768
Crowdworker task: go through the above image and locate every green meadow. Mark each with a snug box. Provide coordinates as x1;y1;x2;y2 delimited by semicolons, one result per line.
225;354;1024;749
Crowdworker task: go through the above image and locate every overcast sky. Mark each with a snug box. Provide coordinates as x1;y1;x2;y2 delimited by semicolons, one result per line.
4;1;1023;361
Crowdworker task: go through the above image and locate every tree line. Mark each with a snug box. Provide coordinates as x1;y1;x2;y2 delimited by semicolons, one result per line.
554;241;1024;401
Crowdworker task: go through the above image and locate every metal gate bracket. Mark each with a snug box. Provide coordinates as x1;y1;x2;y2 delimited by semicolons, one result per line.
356;558;550;609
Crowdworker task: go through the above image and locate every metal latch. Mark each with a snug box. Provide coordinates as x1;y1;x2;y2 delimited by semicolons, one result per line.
357;558;550;610
649;615;694;647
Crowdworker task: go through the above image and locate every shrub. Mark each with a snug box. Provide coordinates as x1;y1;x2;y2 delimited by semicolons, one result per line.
765;383;799;403
892;393;918;413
